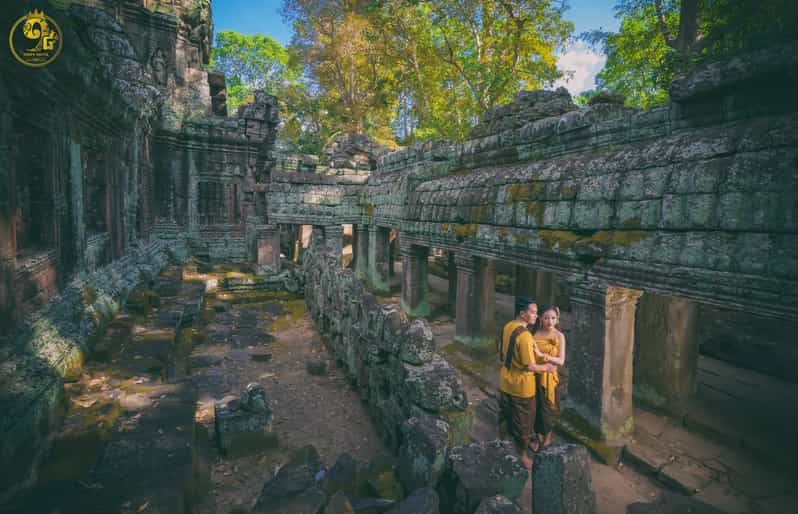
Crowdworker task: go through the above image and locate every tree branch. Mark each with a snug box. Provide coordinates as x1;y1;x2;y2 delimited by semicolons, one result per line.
654;0;676;48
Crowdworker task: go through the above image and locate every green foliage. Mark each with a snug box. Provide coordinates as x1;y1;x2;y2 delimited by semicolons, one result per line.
283;0;572;144
586;0;798;109
210;30;299;112
210;30;325;153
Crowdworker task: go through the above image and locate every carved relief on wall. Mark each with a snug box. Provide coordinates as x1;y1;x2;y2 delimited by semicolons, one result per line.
150;48;167;86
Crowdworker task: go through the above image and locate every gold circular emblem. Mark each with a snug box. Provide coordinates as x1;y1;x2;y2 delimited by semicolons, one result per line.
9;9;63;67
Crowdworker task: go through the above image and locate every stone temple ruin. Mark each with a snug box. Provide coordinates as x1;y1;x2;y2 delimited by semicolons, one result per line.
1;1;798;514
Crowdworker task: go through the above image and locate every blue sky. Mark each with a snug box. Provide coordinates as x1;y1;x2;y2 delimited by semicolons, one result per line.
211;0;620;94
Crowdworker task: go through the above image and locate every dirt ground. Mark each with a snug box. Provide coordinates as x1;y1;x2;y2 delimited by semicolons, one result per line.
190;292;389;513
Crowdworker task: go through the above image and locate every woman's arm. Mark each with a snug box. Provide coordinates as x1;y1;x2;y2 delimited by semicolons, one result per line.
543;332;566;367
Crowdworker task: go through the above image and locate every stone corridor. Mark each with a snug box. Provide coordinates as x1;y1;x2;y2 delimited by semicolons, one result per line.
1;263;391;513
2;1;798;513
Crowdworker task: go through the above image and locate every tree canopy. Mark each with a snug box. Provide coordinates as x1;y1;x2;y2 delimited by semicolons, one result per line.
585;0;798;109
282;0;572;143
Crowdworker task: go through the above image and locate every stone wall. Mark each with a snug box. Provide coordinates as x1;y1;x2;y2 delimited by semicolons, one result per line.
267;47;798;322
0;240;170;498
0;1;168;330
301;241;472;449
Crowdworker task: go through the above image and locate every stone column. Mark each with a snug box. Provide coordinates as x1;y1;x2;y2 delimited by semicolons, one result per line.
311;225;325;251
537;272;561;306
401;244;430;317
634;293;699;415
388;236;397;277
0;111;15;337
69;141;86;272
354;224;369;279
514;265;537;299
324;224;344;266
447;251;457;315
368;226;391;293
454;254;496;347
564;279;642;462
256;224;280;274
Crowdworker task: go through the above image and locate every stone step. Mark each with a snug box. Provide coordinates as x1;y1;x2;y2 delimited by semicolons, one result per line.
0;381;208;514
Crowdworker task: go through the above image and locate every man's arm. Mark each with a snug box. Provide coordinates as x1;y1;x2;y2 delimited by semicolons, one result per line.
519;332;556;373
527;362;556;373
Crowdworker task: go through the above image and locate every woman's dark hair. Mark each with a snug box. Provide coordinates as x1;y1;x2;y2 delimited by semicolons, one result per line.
538;305;560;330
514;296;536;317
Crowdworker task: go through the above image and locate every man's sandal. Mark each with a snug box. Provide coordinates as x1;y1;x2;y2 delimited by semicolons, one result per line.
528;439;542;454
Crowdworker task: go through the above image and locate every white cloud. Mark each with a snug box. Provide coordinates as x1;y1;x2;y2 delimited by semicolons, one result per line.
554;41;606;96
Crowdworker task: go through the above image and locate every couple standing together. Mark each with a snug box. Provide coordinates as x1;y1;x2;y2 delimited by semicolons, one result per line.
497;297;566;470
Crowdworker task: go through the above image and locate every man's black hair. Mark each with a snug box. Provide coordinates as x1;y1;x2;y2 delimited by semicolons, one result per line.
515;296;536;317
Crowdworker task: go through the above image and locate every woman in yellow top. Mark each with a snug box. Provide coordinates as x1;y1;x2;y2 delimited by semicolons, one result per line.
531;305;566;451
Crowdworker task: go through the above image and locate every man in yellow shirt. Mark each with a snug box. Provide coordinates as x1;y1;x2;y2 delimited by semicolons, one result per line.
498;297;556;469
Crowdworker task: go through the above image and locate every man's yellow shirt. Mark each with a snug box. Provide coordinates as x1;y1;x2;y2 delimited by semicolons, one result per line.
498;320;536;398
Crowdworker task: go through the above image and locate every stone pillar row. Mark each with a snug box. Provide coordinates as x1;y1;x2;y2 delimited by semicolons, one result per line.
302;223;702;463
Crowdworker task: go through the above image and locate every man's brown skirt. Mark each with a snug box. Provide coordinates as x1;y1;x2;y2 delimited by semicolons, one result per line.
498;391;535;451
534;380;561;436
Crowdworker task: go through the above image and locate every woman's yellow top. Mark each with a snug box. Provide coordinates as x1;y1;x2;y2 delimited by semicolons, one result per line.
499;320;536;398
534;331;560;403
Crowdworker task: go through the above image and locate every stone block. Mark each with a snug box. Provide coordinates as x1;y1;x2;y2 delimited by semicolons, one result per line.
321;453;367;498
474;495;523;514
386;487;440;514
397;415;450;491
400;320;435;365
532;444;596;514
402;356;468;413
326;491;355;514
364;455;404;501
214;383;274;457
439;440;528;514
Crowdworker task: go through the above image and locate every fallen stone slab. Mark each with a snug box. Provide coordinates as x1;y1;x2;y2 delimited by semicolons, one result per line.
254;446;326;513
657;455;715;495
622;430;672;476
532;444;596;514
474;495;523;514
627;491;728;514
386;487;439;514
397;415;449;491
439;440;528;514
251;350;273;362
214;383;274;457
